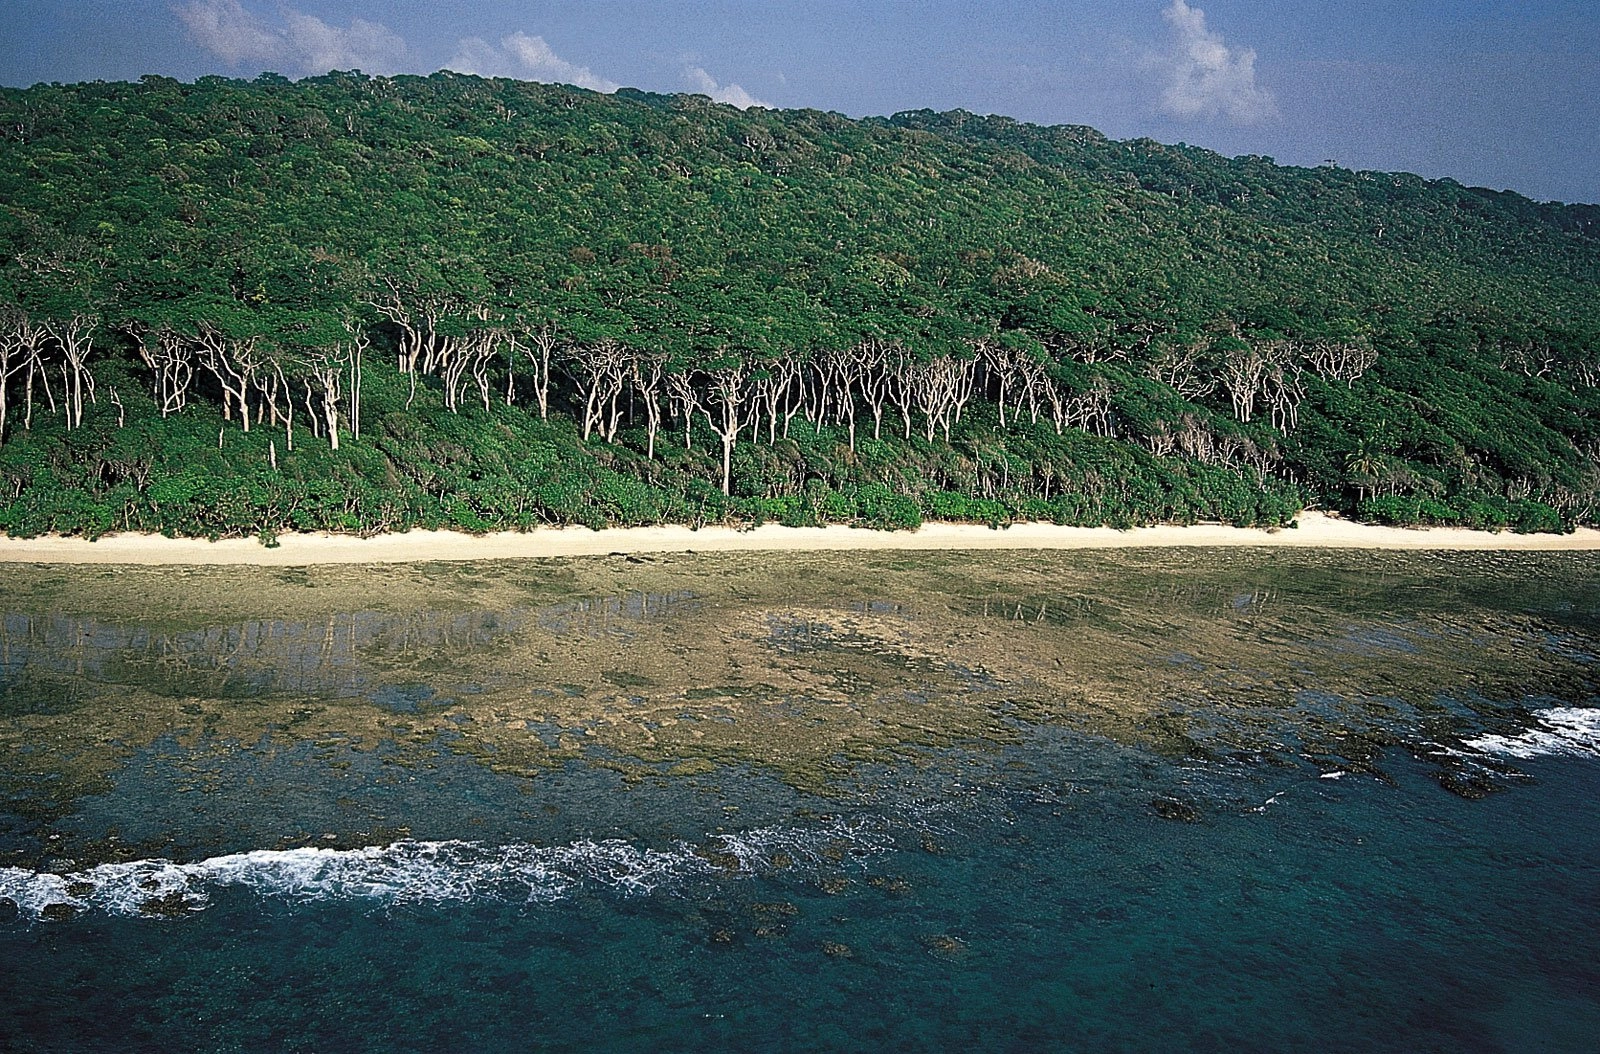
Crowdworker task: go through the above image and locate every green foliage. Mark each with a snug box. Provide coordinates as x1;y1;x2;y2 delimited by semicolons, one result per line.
0;73;1594;537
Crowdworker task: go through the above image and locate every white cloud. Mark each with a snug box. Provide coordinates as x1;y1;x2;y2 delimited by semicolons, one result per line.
684;66;769;109
443;37;502;77
503;32;619;92
282;11;404;73
175;0;405;74
176;5;756;106
174;0;279;64
1148;0;1276;124
445;31;619;92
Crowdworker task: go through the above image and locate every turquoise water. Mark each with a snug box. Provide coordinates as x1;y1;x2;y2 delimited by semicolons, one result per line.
4;722;1598;1052
1;552;1598;1052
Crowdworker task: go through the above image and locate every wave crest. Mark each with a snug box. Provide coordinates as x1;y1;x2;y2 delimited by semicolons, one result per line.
0;818;889;923
1462;707;1600;760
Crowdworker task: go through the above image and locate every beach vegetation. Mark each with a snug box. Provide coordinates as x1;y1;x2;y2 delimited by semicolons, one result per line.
0;73;1595;538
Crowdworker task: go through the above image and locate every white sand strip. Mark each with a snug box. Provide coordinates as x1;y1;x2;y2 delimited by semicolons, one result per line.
0;512;1595;566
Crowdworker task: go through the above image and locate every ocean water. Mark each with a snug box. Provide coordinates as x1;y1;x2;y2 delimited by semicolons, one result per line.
1;552;1597;1052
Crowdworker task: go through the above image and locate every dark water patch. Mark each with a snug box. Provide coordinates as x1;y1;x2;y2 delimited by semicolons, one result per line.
1330;624;1424;656
765;614;834;654
370;683;441;714
1539;630;1599;663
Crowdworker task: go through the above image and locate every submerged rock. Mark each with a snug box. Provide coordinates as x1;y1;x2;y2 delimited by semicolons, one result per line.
138;892;195;918
751;901;799;920
1151;798;1200;823
921;934;969;959
1437;771;1501;800
694;846;744;872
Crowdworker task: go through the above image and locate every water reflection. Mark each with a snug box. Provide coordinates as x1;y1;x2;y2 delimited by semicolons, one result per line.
537;591;699;637
0;590;702;706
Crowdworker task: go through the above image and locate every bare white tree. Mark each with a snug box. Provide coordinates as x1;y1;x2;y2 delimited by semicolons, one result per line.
42;314;96;430
700;364;749;495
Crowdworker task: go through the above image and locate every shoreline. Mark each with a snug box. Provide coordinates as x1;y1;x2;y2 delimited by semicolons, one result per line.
0;512;1596;566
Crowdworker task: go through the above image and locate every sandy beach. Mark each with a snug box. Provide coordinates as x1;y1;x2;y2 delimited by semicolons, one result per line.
0;511;1595;565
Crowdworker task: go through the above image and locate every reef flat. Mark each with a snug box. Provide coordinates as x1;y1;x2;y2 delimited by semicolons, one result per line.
1;548;1594;872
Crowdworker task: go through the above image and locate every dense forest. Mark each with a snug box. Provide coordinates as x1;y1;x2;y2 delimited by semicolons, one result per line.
0;70;1596;542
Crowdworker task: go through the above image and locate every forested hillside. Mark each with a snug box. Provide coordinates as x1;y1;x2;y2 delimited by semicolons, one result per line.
0;71;1596;541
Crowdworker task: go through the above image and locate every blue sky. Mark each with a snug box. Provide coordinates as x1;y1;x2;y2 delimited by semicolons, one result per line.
3;0;1595;203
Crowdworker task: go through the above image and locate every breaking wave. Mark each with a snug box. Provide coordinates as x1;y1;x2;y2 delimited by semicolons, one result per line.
1461;707;1600;761
0;818;890;923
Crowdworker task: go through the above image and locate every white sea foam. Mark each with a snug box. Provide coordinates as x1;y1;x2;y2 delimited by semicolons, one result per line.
1248;789;1288;814
0;818;890;923
1462;708;1600;760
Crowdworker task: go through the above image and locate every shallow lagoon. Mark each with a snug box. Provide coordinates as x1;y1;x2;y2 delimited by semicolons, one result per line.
1;549;1597;1051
